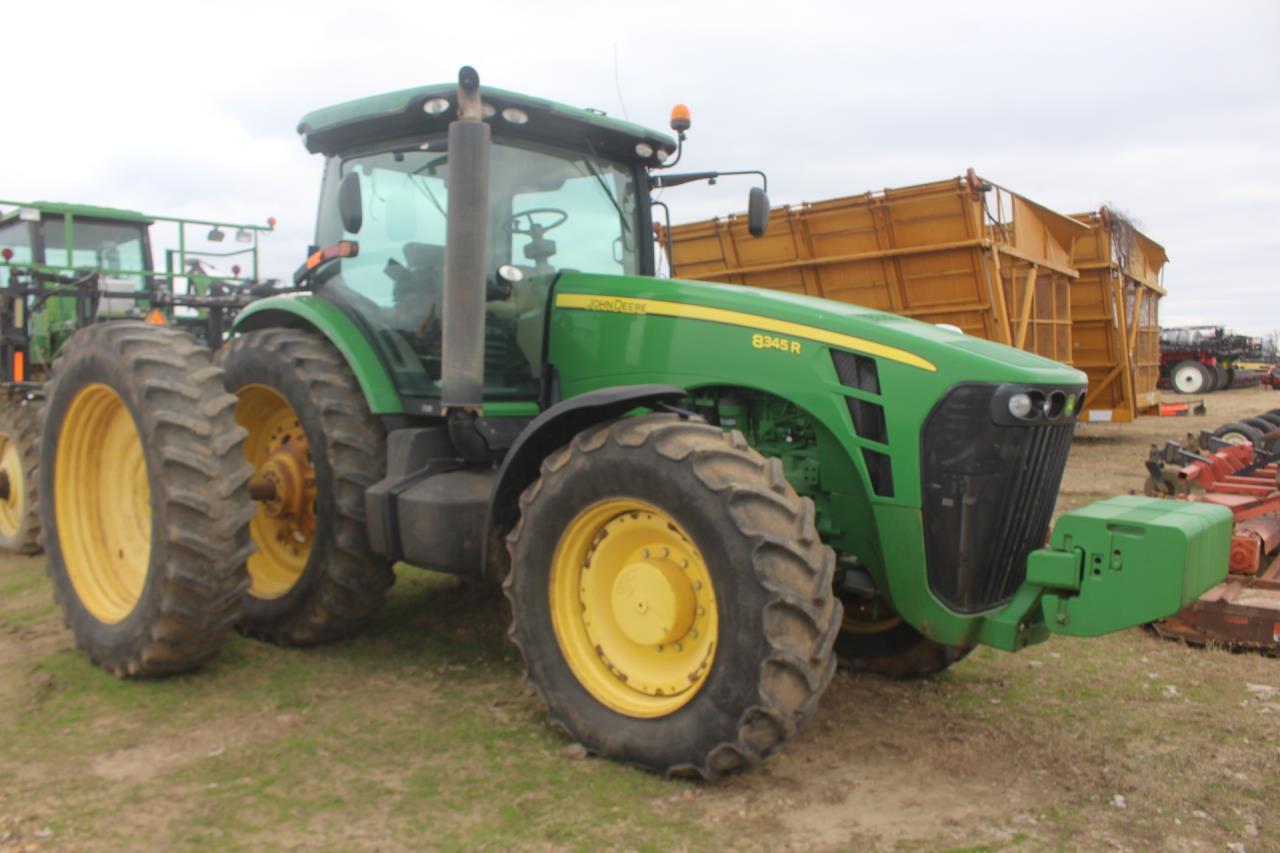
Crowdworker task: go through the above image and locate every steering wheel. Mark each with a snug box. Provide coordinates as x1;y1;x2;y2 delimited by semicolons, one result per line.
505;207;569;236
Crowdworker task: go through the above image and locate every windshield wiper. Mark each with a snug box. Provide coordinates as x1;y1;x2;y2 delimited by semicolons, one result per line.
582;138;631;235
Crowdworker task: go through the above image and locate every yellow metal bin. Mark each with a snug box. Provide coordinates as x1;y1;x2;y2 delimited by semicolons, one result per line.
664;171;1087;364
1067;207;1167;422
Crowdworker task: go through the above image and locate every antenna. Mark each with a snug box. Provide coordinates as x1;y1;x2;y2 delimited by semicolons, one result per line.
612;43;630;121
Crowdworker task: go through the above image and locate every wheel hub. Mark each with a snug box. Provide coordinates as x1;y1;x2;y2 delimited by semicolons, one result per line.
236;384;316;599
257;440;312;525
610;558;696;647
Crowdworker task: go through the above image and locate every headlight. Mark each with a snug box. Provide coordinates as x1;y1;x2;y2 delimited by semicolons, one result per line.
501;107;529;125
422;97;450;116
1008;392;1035;419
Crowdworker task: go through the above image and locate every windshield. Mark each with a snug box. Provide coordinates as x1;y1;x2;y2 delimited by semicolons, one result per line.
315;138;641;400
40;217;149;287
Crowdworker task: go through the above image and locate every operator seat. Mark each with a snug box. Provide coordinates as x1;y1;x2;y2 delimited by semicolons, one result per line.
389;242;445;330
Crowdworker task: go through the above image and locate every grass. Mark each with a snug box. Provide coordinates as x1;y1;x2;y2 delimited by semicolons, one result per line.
3;555;1275;851
1;564;712;851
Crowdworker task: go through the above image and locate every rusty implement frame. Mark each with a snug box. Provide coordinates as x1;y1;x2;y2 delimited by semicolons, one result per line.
663;171;1086;364
1068;208;1168;424
1146;437;1280;652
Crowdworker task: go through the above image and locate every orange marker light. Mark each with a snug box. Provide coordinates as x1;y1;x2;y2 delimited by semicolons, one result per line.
12;351;24;383
670;104;691;133
146;309;167;325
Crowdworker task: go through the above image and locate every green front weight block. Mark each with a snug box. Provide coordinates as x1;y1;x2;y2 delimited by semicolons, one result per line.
982;496;1233;647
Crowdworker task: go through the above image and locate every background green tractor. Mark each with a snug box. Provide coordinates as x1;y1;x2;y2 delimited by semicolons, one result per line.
37;68;1232;777
0;200;277;554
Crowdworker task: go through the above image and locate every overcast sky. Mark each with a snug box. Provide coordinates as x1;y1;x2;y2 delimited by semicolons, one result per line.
4;1;1276;335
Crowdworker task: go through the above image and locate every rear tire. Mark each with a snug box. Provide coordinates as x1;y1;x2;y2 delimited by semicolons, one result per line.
505;414;840;778
1242;417;1277;450
0;399;42;554
41;322;254;677
222;328;393;645
835;594;971;679
1213;364;1229;391
1170;360;1210;394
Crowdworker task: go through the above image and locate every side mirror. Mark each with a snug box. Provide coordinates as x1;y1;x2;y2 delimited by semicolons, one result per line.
338;172;363;235
747;187;769;238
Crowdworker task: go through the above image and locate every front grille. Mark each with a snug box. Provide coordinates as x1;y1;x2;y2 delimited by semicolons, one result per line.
921;385;1075;613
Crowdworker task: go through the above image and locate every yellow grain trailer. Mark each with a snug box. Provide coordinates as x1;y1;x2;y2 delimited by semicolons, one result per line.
1067;207;1167;422
663;171;1087;364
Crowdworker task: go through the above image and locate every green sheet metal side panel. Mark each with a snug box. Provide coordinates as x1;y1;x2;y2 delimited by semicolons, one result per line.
547;271;1088;648
233;294;404;414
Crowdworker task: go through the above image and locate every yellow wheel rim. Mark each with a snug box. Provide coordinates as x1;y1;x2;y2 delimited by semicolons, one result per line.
0;427;26;538
840;597;903;636
236;384;315;599
55;384;151;624
549;498;718;719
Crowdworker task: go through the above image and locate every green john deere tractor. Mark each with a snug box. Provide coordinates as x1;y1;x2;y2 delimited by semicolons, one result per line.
0;200;276;556
38;68;1232;776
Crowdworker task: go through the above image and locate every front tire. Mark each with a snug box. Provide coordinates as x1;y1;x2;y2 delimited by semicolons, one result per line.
222;328;393;645
0;399;42;554
835;592;971;678
41;323;254;677
505;414;840;778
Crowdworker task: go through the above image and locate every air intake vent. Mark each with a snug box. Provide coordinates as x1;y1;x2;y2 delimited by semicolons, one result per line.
831;350;879;394
847;398;887;444
862;449;894;497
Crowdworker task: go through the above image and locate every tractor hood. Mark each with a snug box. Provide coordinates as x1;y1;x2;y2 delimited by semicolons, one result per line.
553;272;1087;389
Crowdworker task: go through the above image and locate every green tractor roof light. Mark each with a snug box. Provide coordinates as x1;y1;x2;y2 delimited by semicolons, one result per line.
36;67;1231;779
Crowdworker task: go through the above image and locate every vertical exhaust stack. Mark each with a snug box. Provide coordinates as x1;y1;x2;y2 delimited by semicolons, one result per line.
441;66;491;461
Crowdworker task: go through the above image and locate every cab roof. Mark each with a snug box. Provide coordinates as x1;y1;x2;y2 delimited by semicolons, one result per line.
297;81;677;166
0;200;152;225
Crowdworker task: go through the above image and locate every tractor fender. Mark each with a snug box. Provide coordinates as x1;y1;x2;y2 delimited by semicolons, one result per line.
482;384;689;577
231;294;404;414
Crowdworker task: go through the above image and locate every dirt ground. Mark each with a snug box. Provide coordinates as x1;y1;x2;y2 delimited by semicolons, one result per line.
1;387;1277;851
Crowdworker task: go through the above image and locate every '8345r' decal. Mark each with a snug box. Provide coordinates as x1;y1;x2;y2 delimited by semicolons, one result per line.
752;333;801;355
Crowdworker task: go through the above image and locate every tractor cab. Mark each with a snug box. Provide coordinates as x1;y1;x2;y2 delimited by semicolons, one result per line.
0;203;155;365
288;77;766;416
310;129;645;401
0;199;277;380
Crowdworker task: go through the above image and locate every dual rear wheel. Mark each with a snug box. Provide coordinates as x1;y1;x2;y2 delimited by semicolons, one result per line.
40;324;390;674
221;329;393;645
40;323;254;676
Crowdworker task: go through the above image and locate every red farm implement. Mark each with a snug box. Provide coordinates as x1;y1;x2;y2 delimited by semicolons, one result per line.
1143;432;1280;651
